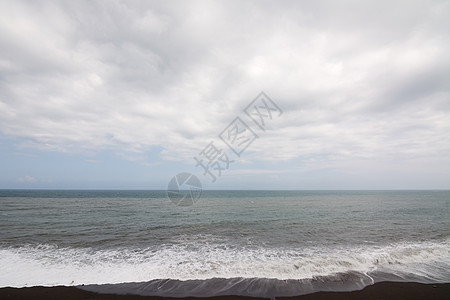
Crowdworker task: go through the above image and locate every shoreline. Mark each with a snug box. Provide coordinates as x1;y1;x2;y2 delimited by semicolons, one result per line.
1;282;449;300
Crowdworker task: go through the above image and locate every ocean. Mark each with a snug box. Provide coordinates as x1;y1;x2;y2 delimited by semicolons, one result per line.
0;190;449;298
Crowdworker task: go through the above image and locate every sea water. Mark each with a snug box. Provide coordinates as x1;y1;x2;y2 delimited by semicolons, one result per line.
0;190;449;297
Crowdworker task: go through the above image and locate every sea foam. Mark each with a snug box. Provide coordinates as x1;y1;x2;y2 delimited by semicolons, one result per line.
0;239;448;291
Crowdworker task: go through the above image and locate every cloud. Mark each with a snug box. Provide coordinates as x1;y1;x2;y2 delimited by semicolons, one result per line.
16;176;37;183
0;0;448;176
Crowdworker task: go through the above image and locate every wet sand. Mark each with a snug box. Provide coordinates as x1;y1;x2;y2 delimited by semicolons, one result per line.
0;282;449;299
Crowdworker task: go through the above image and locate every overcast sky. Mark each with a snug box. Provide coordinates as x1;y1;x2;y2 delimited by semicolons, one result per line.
0;0;449;190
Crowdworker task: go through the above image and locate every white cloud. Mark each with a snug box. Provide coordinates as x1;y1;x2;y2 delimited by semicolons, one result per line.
16;176;37;183
0;0;448;179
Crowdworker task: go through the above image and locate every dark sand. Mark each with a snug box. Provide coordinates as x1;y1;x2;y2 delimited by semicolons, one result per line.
0;282;449;300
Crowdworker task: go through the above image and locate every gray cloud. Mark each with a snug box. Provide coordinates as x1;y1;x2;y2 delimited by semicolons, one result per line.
0;0;449;178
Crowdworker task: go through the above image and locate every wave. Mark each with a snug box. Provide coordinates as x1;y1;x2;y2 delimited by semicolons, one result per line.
0;239;449;297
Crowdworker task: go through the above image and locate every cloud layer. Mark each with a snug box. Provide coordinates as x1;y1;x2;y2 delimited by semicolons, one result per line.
0;0;449;188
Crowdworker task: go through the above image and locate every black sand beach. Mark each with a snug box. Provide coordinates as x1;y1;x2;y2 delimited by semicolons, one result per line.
1;282;449;300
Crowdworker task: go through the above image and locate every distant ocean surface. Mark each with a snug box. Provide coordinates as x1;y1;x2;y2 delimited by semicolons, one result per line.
0;190;449;297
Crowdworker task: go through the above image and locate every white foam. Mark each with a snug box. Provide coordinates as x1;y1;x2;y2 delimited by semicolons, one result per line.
0;240;449;287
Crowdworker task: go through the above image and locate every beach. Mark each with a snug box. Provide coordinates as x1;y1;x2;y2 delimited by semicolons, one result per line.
1;282;450;300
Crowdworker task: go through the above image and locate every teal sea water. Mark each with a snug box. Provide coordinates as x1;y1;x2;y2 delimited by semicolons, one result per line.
0;190;449;297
